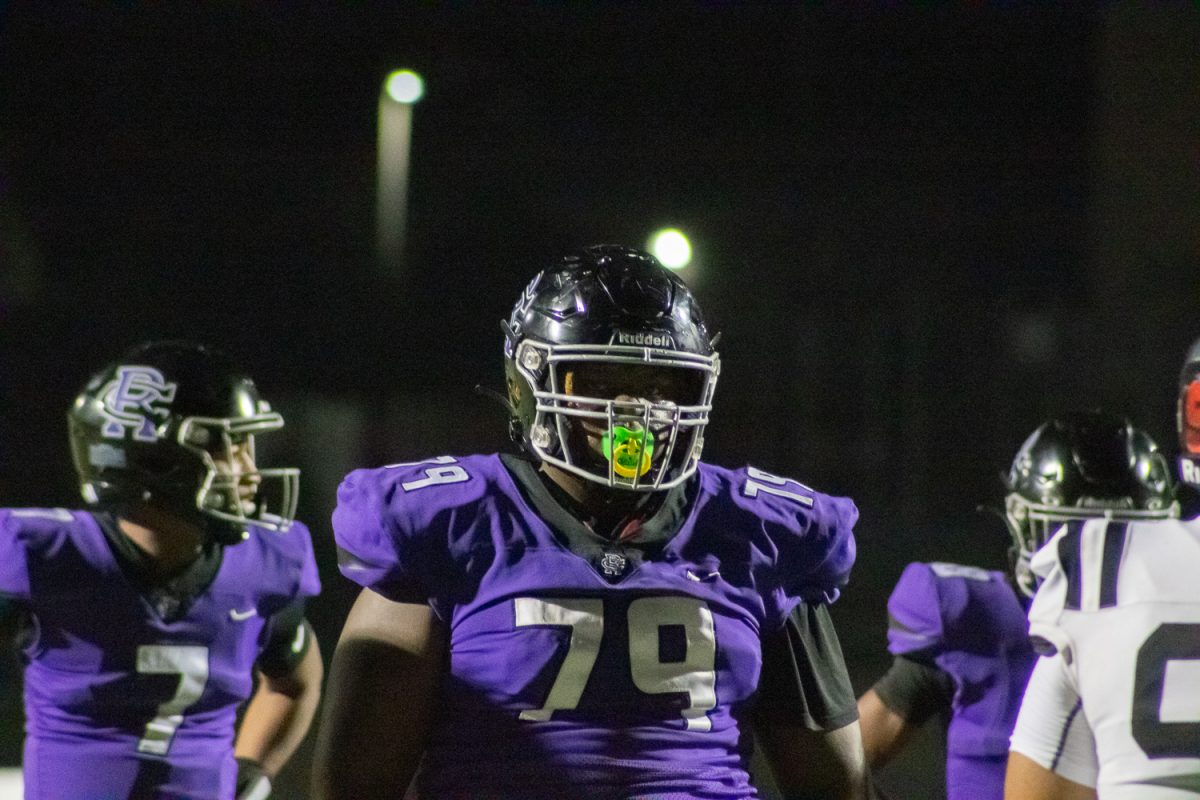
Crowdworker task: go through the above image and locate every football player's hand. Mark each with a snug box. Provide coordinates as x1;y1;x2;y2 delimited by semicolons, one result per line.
235;757;272;800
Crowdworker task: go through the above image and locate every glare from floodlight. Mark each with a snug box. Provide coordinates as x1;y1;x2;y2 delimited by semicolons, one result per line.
648;229;692;270
385;70;424;104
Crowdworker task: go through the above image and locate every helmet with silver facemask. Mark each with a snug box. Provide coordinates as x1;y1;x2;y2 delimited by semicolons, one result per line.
1004;410;1176;597
68;340;299;544
503;245;719;491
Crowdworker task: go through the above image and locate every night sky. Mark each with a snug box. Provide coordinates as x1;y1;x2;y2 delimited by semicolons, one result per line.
1;5;1198;797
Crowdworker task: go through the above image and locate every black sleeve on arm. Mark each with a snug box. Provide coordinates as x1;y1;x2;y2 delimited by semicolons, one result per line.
256;599;312;679
871;654;954;726
753;602;859;731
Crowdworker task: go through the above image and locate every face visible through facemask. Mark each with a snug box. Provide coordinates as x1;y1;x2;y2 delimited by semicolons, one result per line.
207;435;261;516
561;362;705;482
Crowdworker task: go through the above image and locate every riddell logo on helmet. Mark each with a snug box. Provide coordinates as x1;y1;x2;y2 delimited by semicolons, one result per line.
617;331;675;348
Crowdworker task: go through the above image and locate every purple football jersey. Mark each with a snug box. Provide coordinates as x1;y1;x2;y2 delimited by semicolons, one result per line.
0;508;320;800
886;561;1036;800
334;454;857;800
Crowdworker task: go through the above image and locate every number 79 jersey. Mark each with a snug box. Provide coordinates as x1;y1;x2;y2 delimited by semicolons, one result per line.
1019;517;1200;798
334;454;858;799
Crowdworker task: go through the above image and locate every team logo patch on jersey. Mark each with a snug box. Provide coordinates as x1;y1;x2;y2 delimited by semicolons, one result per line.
599;552;628;577
99;366;178;442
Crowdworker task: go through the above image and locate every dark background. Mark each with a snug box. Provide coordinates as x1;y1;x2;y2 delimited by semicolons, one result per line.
1;5;1198;798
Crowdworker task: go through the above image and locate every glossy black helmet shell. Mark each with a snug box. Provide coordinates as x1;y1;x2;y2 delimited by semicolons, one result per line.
68;340;297;541
1004;409;1176;596
504;245;715;357
502;246;719;490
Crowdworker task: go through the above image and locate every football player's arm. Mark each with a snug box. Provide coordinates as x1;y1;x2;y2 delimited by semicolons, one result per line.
857;655;953;768
1007;652;1097;800
234;601;323;793
0;511;33;606
754;603;869;800
857;562;955;769
1005;753;1096;800
311;588;447;800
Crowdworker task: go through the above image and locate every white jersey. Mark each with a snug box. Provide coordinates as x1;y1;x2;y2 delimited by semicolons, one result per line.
1010;517;1200;799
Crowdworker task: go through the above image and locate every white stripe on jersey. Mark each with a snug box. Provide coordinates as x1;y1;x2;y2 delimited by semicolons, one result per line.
1078;521;1107;613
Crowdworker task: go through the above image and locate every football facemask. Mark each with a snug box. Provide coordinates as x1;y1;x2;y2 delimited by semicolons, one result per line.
514;340;717;491
1005;493;1176;597
178;414;299;532
1004;410;1177;597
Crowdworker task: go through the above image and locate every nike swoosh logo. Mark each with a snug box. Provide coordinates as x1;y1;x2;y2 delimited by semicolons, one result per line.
686;570;720;582
229;608;257;621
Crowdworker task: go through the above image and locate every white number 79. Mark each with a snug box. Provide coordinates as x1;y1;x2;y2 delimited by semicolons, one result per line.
515;596;717;731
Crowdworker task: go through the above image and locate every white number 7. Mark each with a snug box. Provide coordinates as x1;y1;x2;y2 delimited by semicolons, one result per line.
136;645;209;755
514;598;604;721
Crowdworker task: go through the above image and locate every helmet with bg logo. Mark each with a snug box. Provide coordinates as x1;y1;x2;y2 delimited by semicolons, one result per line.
502;245;719;491
1004;410;1177;597
67;341;299;543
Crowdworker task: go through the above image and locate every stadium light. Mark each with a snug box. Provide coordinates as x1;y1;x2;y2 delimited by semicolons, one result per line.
376;69;425;275
385;70;425;104
647;228;692;270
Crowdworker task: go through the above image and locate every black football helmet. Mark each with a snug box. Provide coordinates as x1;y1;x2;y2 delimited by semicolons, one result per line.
67;341;299;544
1177;336;1200;488
1004;410;1176;597
502;245;719;491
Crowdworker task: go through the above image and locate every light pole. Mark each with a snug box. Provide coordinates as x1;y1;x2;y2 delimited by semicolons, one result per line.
376;69;424;275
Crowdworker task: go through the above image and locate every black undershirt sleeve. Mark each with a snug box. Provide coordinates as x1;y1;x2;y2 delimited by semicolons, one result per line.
256;599;312;679
753;603;859;731
871;654;955;725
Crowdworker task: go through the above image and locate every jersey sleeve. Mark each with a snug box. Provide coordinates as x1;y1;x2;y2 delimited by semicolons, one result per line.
332;462;466;603
1009;652;1098;788
289;520;321;601
753;602;859;731
247;519;321;618
871;655;955;725
756;484;858;607
885;562;947;659
0;509;35;602
256;599;312;679
783;491;858;605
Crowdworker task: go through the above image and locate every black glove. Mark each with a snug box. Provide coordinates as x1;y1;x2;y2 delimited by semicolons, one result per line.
235;757;272;800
